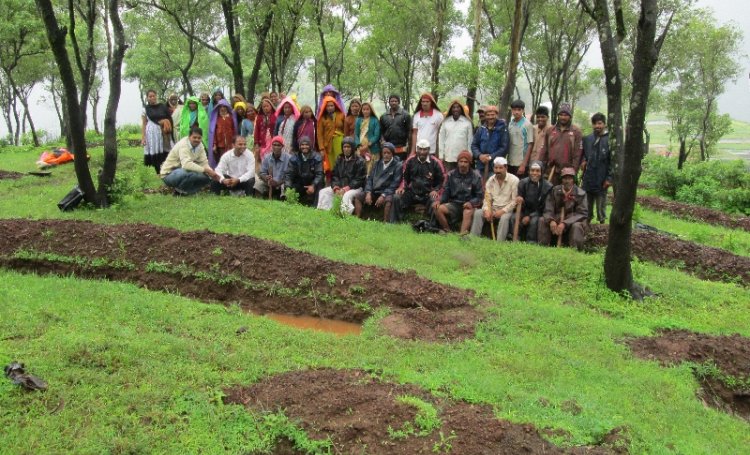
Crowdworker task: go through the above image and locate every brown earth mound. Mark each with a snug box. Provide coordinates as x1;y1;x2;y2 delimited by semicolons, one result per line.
627;329;750;420
224;368;626;454
0;170;24;180
586;224;749;286
0;219;482;341
637;195;750;232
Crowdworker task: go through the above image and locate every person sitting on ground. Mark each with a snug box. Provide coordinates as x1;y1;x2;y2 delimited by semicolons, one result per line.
510;161;553;243
435;150;483;235
255;136;291;200
211;135;255;196
471;105;509;180
392;139;444;223
470;156;518;240
538;167;588;250
285;136;324;206
581;112;612;224
160;127;219;196
354;143;402;221
317;136;366;214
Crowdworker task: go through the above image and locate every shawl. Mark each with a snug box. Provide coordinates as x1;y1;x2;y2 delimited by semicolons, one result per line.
145;102;171;124
413;92;440;115
208;99;238;168
293;116;317;152
180;96;209;147
317;84;345;113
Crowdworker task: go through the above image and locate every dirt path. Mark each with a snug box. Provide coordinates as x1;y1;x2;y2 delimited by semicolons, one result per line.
0;219;482;341
636;195;750;232
0;170;24;180
586;224;749;286
224;368;625;454
627;330;750;420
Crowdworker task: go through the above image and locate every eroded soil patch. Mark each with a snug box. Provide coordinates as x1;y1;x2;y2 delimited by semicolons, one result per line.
627;329;750;420
0;170;24;180
224;368;625;454
586;224;749;286
637;195;750;232
0;219;482;341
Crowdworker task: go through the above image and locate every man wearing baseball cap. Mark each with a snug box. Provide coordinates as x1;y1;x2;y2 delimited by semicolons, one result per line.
470;156;519;240
538;102;583;185
538;166;588;250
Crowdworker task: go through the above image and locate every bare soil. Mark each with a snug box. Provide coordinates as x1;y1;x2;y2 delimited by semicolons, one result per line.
0;170;24;180
636;195;750;232
224;368;626;454
0;219;482;341
626;329;750;420
586;224;749;286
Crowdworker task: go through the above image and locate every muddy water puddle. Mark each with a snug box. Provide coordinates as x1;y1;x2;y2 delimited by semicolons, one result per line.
254;312;362;336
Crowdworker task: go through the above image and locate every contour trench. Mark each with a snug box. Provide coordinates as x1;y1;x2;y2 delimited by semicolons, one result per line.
0;219;483;342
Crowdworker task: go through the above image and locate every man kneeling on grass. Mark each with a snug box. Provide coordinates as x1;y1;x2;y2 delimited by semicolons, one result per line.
211;135;255;196
317;136;366;214
435;150;483;235
160;127;219;196
538;167;588;250
354;142;402;221
470;156;518;240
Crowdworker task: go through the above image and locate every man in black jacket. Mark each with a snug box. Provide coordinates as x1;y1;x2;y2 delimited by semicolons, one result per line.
435;150;483;234
317;137;367;214
581;113;612;224
510;161;553;242
355;143;402;221
380;94;411;161
392;139;445;222
285;136;324;206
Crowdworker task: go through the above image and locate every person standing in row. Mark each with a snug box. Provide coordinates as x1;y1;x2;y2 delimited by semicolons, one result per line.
142;89;173;175
538;102;582;185
354;101;381;172
581;113;612;224
380;94;411;161
438;99;474;173
411;93;443;157
507;100;534;177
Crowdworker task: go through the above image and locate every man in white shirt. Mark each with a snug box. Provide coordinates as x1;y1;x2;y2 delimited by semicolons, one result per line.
470;157;519;240
410;93;443;156
211;135;255;196
438;99;474;172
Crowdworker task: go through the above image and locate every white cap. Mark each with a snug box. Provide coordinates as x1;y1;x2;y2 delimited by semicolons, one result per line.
416;139;430;149
493;157;508;166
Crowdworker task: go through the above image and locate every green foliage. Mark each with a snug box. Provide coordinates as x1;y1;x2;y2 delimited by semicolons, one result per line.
328;193;347;219
108;165;152;206
284;187;300;205
643;155;750;215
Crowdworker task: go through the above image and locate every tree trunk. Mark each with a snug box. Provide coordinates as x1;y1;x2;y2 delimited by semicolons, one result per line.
220;0;244;94
430;0;448;101
499;0;524;118
23;108;40;146
603;0;663;298
466;0;482;117
246;4;275;102
678;138;687;169
36;0;96;203
96;0;127;207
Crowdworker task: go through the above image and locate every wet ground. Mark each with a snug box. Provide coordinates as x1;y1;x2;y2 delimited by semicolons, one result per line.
626;329;750;421
586;224;749;286
0;170;24;180
224;368;626;454
0;219;483;341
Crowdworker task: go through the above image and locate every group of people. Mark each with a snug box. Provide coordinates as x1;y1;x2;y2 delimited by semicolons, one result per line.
146;85;613;249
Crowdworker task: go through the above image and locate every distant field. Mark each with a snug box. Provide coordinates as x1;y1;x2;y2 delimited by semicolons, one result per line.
647;117;750;164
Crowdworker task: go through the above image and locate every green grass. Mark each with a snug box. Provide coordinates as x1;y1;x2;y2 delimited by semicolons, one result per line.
1;144;749;453
647;117;750;164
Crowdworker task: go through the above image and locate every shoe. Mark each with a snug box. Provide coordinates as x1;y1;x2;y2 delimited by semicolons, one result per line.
173;189;187;197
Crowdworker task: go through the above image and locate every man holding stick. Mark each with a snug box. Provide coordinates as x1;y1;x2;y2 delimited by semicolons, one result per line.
537;102;582;185
256;136;290;200
470;157;518;241
538;167;588;250
510;161;552;243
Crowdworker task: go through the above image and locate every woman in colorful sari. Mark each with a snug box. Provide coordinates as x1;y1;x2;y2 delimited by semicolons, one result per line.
273;95;300;153
141;89;173;174
254;97;277;161
208;99;238;167
292;105;316;153
179;95;209;148
344;99;361;137
316;95;345;178
354;101;381;173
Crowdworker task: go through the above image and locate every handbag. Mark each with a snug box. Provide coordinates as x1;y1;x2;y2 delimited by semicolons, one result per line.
57;186;85;212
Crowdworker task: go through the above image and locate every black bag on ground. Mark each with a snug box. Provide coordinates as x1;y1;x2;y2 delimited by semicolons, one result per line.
412;219;440;234
58;186;85;212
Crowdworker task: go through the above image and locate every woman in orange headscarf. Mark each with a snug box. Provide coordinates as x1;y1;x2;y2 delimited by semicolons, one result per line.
316;95;345;175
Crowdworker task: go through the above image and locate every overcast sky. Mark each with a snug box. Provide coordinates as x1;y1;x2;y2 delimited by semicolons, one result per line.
2;0;748;139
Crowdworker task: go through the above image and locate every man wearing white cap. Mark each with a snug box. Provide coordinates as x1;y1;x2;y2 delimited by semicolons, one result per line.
471;156;519;240
392;138;445;222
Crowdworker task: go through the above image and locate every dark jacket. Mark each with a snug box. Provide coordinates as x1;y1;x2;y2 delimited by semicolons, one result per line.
543;185;588;225
285;151;324;188
400;155;444;197
365;157;402;196
471;121;510;173
538;124;583;172
581;131;612;193
331;154;367;190
440;169;483;207
518;177;553;217
379;109;411;148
